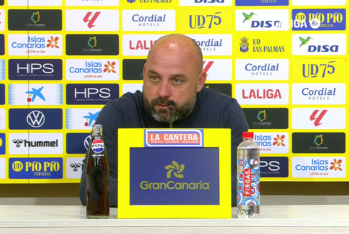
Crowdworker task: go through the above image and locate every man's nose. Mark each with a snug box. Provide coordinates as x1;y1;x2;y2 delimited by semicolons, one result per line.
158;81;171;98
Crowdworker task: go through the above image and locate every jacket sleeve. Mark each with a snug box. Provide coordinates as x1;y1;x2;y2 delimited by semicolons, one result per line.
79;102;124;207
222;99;249;207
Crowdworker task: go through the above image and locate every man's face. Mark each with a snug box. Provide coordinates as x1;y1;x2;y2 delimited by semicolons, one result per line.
143;45;202;123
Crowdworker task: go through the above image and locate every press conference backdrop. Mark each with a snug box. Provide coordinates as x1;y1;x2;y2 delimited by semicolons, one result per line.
0;0;348;184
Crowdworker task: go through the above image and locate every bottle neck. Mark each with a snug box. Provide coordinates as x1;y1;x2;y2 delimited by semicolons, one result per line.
243;138;254;143
92;127;103;138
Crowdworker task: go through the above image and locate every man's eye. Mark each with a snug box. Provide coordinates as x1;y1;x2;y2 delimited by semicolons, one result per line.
174;78;182;84
151;76;158;81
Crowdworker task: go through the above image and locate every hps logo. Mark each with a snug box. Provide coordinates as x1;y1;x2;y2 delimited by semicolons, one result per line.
165;161;184;179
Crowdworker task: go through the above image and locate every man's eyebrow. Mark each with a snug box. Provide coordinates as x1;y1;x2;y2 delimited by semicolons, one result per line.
169;74;188;79
148;70;160;75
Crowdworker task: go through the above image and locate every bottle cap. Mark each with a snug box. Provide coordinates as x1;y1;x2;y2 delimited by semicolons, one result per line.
242;132;254;139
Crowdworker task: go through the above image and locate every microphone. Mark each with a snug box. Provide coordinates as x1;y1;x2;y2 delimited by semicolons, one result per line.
168;101;175;128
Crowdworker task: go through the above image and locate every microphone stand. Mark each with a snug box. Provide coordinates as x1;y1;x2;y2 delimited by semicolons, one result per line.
168;101;175;128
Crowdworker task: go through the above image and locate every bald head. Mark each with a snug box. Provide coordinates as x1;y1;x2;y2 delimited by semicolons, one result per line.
147;34;203;76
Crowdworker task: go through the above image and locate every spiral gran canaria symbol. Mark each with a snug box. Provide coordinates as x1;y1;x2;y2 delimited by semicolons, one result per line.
165;161;184;179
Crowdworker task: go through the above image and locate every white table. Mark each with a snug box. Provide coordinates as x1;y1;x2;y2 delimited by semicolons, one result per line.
0;204;349;234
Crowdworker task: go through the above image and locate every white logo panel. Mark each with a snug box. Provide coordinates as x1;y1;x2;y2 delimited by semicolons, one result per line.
123;34;164;56
235;83;289;105
292;0;345;6
9;84;63;106
179;0;232;6
204;59;232;81
292;83;346;105
235;59;289;80
66;157;84;179
0;109;5;130
292;34;346;55
0;10;4;31
0;158;5;179
8;0;62;6
235;10;289;31
9;34;63;56
292;157;346;178
9;133;63;155
292;108;346;130
255;133;289;154
66;59;119;81
65;10;119;31
66;0;119;6
123;10;176;32
187;34;232;56
66;108;102;130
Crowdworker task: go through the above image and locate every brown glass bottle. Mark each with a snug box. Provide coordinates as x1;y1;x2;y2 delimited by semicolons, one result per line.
86;124;109;219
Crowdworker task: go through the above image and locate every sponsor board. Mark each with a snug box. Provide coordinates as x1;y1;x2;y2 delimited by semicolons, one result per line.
235;0;288;6
237;35;287;55
292;157;346;178
123;59;145;80
0;10;4;31
292;108;346;129
123;34;163;56
292;83;346;105
179;10;233;31
292;9;346;31
122;84;143;95
123;10;175;31
204;59;232;81
9;158;63;179
0;35;4;55
66;157;84;179
9;59;63;80
292;0;346;6
8;10;62;31
235;59;289;80
235;83;289;105
0;134;5;155
9;84;63;106
292;34;346;55
292;133;345;153
0;59;3;80
188;34;232;56
8;34;62;56
126;0;173;5
9;133;63;155
204;83;231;96
66;0;119;6
66;133;90;154
9;109;62;130
0;158;5;179
0;84;4;104
254;133;289;154
8;0;62;6
0;109;5;130
65;10;119;31
235;10;289;31
243;108;288;129
260;157;288;178
66;84;119;105
179;0;232;6
292;59;346;81
145;130;203;147
66;59;119;81
66;108;101;130
66;34;119;56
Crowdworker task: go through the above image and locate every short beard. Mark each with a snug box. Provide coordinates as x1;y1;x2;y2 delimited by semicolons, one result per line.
144;94;197;123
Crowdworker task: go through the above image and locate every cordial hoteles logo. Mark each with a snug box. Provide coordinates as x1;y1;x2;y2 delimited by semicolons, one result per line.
235;0;288;6
179;0;232;6
235;10;289;31
292;108;346;130
292;9;346;31
293;0;345;6
203;59;232;81
9;84;63;106
0;10;4;31
8;10;62;31
292;133;345;154
65;0;119;6
66;108;101;130
66;34;119;56
10;133;63;154
66;59;119;81
254;133;289;154
65;10;119;31
292;157;346;178
9;34;62;56
179;10;233;31
123;10;175;31
292;83;346;105
235;83;289;105
123;34;163;56
188;34;232;56
260;157;288;178
9;59;63;80
8;0;62;6
235;59;289;80
292;34;346;55
9;109;62;130
242;108;289;129
66;84;119;105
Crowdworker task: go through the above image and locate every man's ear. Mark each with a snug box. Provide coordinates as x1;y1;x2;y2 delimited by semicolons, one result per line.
196;71;207;93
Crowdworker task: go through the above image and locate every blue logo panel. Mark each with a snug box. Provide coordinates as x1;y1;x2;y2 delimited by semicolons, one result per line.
66;133;90;154
0;35;4;55
235;0;288;6
292;9;346;31
0;134;5;155
66;84;119;105
0;84;5;105
9;59;63;80
130;147;219;205
0;59;5;80
9;158;63;179
9;109;62;130
260;157;288;178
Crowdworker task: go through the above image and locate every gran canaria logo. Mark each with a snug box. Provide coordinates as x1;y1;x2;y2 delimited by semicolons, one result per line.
140;161;209;190
257;110;266;122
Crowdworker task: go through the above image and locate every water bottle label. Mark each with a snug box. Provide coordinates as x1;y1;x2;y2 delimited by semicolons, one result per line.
237;159;260;206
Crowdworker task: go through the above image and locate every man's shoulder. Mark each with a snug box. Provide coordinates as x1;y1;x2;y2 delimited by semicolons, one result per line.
108;91;143;109
201;87;237;108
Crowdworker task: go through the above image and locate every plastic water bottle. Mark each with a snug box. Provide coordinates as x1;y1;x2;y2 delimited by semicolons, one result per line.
237;132;260;219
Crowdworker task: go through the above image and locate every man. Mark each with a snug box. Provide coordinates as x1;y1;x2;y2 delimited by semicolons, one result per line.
79;34;249;207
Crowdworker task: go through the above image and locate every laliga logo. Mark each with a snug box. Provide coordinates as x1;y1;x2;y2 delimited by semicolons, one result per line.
165;161;184;179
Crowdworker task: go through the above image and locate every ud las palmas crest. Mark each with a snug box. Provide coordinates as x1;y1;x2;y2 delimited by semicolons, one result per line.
240;37;249;53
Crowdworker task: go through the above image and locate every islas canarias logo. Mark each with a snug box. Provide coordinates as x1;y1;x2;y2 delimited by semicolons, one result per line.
257;110;266;122
139;161;209;190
